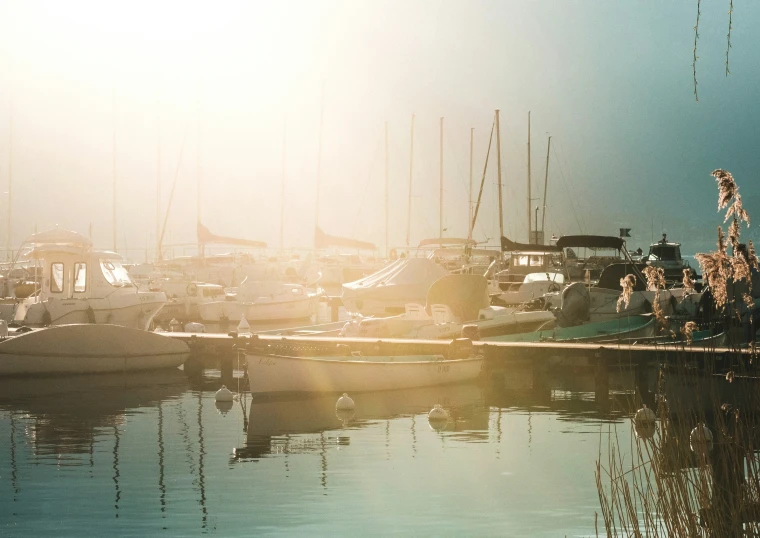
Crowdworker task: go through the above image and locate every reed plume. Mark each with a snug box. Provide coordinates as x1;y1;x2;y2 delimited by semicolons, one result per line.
643;266;667;331
617;274;635;312
682;269;696;296
695;227;729;308
681;320;696;345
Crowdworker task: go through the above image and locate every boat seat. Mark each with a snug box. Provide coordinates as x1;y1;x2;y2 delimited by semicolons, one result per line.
404;303;429;319
431;304;456;323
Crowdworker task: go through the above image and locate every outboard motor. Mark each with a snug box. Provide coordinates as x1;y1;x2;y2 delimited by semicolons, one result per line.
557;282;591;327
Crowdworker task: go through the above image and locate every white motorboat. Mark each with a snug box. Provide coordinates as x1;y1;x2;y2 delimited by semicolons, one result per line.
556;262;675;325
641;234;695;283
196;278;320;322
0;324;189;375
10;229;166;330
496;272;565;307
341;273;555;339
245;341;483;394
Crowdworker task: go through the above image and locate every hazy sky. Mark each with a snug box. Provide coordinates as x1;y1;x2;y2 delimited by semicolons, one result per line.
1;0;758;260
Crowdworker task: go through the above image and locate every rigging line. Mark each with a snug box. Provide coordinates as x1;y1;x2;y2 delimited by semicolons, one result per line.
550;141;585;234
351;131;384;232
471;119;496;238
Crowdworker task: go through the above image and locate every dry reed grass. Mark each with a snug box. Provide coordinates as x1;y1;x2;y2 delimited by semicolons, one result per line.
617;274;636;313
596;170;760;536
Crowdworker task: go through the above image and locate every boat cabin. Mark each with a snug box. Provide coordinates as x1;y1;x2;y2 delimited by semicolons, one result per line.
642;234;692;281
12;229;166;329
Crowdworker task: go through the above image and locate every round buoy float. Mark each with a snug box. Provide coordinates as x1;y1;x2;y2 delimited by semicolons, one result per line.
633;404;656;439
428;404;450;431
690;423;714;455
215;385;234;402
215;400;233;415
336;393;355;411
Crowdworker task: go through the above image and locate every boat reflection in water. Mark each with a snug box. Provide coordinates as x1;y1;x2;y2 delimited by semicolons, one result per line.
0;369;189;457
235;382;488;460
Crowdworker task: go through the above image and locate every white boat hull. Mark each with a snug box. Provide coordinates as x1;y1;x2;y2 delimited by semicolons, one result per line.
0;324;189;376
245;352;484;394
197;294;317;322
16;292;166;330
588;289;674;323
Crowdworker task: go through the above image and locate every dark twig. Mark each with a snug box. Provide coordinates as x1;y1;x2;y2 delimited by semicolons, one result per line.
726;0;733;77
693;0;701;101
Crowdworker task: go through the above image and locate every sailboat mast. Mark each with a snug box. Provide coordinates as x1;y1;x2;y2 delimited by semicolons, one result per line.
196;94;202;256
439;116;443;241
280;120;286;252
468;127;473;242
112;91;117;253
406;114;414;249
314;83;325;238
527;111;532;243
7;92;12;261
495;109;504;240
156;117;161;261
384;121;389;257
541;136;552;243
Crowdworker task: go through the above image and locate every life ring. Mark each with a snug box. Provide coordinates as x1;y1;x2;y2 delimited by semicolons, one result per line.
186;283;198;297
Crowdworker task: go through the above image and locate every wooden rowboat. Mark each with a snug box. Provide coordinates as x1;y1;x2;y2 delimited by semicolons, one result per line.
245;342;483;394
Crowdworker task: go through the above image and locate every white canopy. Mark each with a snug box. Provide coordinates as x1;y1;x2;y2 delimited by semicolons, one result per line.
342;257;448;308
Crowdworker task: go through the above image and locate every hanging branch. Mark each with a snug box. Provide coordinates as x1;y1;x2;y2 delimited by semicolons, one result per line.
693;0;701;101
726;0;734;77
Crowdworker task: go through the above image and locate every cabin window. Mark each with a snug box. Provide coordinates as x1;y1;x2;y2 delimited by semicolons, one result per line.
50;262;64;293
100;260;133;287
513;255;529;267
650;245;679;260
73;263;87;292
529;255;544;267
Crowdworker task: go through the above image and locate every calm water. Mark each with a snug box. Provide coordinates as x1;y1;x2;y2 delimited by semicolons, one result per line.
0;362;640;537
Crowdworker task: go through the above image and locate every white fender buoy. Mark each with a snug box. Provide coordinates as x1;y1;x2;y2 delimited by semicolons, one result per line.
634;405;656;425
215;385;234;402
428;404;450;431
336;393;355;411
633;405;656;439
237;315;251;336
690;423;714;455
215;400;233;415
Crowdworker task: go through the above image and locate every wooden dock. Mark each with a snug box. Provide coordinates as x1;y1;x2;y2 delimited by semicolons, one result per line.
167;330;746;362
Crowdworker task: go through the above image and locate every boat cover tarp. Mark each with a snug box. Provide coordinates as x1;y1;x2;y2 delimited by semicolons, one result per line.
555;235;624;250
315;226;376;251
342;258;447;305
500;236;562;253
425;274;490;321
197;222;267;248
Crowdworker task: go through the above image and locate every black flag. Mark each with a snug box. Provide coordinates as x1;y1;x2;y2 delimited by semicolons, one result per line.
619;228;631;238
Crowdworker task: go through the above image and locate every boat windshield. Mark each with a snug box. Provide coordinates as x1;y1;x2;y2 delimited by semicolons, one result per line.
512;255;545;268
100;260;134;287
649;245;680;260
523;272;565;284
